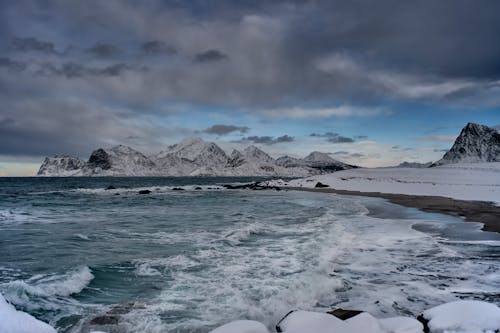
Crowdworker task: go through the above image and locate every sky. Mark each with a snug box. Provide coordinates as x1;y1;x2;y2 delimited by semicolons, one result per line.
1;0;499;176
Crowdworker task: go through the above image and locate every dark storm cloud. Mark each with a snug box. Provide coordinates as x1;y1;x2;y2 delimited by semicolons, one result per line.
194;50;228;63
0;57;26;72
238;135;294;145
0;59;147;78
203;124;250;135
142;41;177;55
11;37;57;53
88;43;120;57
2;0;500;158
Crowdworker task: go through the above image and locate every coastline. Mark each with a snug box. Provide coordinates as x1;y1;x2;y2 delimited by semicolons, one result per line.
284;187;500;233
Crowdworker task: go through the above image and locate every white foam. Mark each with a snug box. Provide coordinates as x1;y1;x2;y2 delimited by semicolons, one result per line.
75;233;90;241
133;255;200;277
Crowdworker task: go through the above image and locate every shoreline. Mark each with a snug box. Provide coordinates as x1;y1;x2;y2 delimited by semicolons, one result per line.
284;187;500;233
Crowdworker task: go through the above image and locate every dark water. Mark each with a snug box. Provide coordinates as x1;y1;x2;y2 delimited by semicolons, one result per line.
0;177;499;333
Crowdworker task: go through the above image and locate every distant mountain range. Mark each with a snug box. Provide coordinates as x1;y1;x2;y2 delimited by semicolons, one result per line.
37;122;500;176
38;138;356;176
431;122;500;166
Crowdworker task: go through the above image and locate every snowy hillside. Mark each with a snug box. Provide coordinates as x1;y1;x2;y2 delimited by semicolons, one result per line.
268;163;500;204
37;138;355;177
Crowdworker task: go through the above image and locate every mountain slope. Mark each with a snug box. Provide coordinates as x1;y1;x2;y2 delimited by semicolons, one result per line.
432;123;500;166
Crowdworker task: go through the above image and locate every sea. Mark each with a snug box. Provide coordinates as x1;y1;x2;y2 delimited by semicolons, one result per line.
0;177;499;333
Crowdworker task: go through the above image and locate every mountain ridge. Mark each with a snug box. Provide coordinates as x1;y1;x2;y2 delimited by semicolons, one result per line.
37;138;356;177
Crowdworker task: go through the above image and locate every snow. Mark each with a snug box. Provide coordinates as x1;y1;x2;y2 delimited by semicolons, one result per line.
270;162;500;204
212;301;499;333
208;320;270;333
422;300;500;333
277;310;347;333
0;293;56;333
379;317;423;333
276;311;421;333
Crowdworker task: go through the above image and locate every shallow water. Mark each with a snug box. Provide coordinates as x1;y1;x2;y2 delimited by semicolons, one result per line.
0;177;499;332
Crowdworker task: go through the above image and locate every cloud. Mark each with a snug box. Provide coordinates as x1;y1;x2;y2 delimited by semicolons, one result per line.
11;37;57;53
0;58;147;77
1;0;500;161
0;57;26;72
142;41;177;54
194;50;228;63
327;136;354;143
263;106;387;119
88;42;120;57
203;124;250;135
354;135;368;140
238;135;294;145
310;132;355;143
417;135;457;142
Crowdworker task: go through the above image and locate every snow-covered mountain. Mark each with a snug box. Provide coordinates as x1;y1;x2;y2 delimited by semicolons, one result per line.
37;138;356;177
432;123;500;166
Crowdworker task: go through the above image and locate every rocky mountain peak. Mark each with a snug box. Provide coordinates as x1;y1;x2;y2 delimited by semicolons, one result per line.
243;145;275;163
432;123;500;166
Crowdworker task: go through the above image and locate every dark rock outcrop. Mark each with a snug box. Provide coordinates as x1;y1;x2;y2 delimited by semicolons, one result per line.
88;148;112;170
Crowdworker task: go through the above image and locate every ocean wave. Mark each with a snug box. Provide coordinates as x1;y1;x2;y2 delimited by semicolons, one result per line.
2;266;94;300
133;255;201;277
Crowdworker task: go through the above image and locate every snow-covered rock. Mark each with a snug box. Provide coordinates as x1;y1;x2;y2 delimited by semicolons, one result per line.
37;155;86;176
303;151;356;171
208;320;269;333
379;317;423;333
396;161;432;168
422;300;500;333
275;155;307;168
433;122;500;166
243;145;275;164
276;310;422;333
0;293;56;333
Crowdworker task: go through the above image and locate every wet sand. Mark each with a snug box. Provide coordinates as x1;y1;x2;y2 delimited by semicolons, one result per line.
285;187;500;233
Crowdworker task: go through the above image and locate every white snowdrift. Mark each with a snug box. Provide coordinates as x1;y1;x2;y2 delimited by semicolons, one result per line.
268;163;500;204
0;293;56;333
209;320;270;333
211;300;499;333
422;300;500;333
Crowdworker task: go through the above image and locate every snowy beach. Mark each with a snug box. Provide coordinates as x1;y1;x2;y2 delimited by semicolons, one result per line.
265;162;500;232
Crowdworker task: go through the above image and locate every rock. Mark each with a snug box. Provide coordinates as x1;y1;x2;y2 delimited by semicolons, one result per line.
88;148;112;170
172;187;185;191
105;185;116;190
195;186;203;190
138;190;151;194
315;182;329;188
326;308;363;320
89;315;119;325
